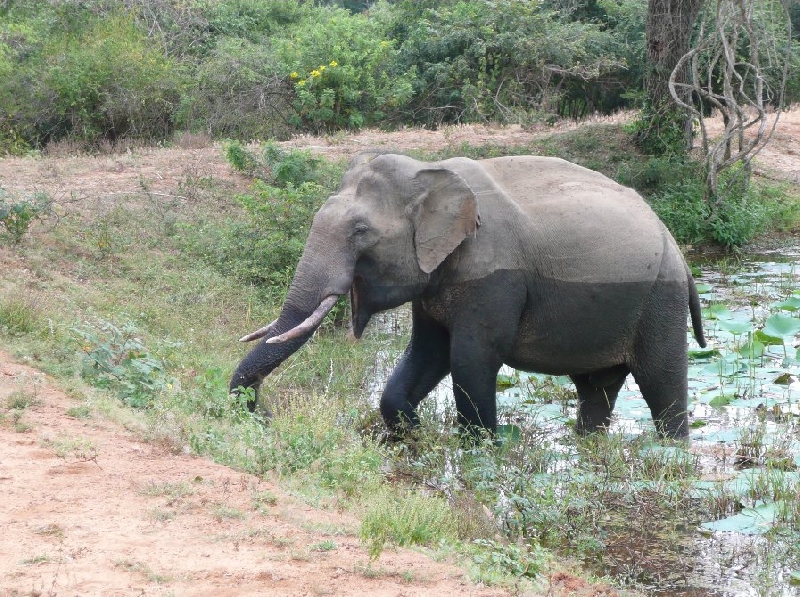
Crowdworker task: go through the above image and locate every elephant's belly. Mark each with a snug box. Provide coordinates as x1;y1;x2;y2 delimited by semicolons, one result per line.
506;277;655;375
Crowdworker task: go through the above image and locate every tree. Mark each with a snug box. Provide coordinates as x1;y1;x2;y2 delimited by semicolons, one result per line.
641;0;705;153
669;0;793;203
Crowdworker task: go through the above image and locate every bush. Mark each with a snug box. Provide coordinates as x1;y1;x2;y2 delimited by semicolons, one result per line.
275;8;414;133
361;487;459;559
175;37;294;140
183;144;339;292
276;6;415;132
232;180;327;287
646;163;788;248
388;0;632;126
74;319;173;409
1;8;183;149
0;191;52;244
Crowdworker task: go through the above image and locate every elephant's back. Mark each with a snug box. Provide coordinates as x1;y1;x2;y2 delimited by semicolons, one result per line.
476;156;680;285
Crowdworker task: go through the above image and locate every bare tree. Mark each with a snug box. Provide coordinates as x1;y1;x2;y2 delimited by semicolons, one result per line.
669;0;792;203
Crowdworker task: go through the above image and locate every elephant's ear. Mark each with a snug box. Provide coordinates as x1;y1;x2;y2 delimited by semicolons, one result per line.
410;168;481;274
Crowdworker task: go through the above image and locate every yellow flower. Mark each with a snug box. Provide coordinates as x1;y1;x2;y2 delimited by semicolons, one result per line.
329;60;338;67
311;70;321;77
319;65;326;71
290;72;299;79
297;80;306;86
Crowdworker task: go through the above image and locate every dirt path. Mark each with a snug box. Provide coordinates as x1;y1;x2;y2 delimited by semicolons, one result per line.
1;351;522;597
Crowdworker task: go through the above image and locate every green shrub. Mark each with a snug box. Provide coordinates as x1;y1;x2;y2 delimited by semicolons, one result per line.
183;144;340;292
648;177;711;245
225;141;321;186
176;37;294;140
276;6;415;132
361;487;459;559
73;320;173;408
233;180;327;285
0;191;52;244
2;10;183;148
626;104;690;157
389;0;633;126
0;294;41;336
616;156;792;248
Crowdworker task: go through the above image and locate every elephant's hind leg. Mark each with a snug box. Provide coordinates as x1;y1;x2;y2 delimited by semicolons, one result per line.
571;364;629;434
628;288;691;439
629;357;689;439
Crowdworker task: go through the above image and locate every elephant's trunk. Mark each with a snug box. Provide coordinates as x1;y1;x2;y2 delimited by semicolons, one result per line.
229;220;355;407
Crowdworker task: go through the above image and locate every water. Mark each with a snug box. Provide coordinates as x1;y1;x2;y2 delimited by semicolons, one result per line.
366;247;800;596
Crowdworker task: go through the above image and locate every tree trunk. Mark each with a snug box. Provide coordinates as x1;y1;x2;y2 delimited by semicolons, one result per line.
642;0;705;152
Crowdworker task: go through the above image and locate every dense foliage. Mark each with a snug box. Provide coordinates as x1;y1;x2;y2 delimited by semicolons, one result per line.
4;0;795;151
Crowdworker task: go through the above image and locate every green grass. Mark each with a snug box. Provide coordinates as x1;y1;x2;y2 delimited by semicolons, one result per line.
360;486;460;560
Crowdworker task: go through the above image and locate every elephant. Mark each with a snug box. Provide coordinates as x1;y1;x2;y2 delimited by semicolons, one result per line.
230;152;706;440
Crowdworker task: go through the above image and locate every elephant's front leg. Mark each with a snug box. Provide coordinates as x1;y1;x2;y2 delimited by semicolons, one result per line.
447;273;526;436
450;340;503;436
380;301;451;437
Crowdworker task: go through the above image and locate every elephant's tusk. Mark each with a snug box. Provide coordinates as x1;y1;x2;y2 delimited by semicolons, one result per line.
238;318;279;343
265;295;339;344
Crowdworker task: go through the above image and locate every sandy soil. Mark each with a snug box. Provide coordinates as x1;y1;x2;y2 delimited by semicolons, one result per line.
1;109;798;597
0;352;520;597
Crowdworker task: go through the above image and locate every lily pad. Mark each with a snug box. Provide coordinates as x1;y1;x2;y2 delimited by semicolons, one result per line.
695;283;713;294
716;318;754;335
774;296;800;312
774;372;796;384
709;393;734;408
704;356;745;377
689;348;720;359
704;304;735;320
738;341;765;359
700;501;780;534
762;314;800;338
753;329;784;346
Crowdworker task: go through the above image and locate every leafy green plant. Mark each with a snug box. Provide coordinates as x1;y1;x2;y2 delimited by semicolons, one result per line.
627;104;689;157
0;191;51;244
225;140;322;187
195;144;344;292
0;293;42;335
278;7;415;132
73;319;173;408
471;538;546;582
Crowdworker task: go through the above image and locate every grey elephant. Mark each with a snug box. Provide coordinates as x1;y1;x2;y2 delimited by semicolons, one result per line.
230;152;706;439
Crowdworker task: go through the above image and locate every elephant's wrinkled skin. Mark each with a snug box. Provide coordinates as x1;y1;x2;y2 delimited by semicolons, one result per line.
230;153;706;439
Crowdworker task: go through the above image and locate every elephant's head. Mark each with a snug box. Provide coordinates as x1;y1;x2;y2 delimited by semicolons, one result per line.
229;152;481;404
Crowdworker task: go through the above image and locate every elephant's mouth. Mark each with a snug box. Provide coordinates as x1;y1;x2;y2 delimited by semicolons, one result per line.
349;276;371;339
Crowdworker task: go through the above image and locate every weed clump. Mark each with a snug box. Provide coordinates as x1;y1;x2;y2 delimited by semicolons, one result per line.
0;191;52;244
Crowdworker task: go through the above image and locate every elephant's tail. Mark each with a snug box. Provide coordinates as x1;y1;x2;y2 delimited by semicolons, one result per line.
687;267;707;348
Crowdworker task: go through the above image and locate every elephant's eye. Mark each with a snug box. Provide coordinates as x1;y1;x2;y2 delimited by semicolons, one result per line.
352;223;370;237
